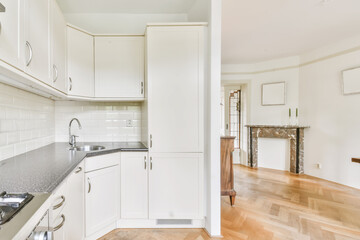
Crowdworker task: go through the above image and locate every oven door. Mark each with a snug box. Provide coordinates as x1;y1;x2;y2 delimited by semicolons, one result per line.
27;210;53;240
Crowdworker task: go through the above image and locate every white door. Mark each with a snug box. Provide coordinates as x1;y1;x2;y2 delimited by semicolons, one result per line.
95;37;144;98
147;26;204;153
23;0;50;83
0;0;21;68
149;153;203;219
65;163;84;240
85;166;119;237
67;27;94;97
50;0;66;93
120;152;148;219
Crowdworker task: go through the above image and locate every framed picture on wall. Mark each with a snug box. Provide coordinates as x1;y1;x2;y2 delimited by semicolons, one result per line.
342;67;360;95
261;82;286;106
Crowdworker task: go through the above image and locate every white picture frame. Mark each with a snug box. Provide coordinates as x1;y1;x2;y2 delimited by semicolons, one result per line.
261;82;286;106
342;67;360;95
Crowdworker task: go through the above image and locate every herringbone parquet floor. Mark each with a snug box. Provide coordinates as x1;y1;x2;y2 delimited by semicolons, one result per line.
99;165;360;240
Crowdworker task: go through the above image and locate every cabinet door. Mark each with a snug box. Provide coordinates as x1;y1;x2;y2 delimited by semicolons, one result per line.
23;0;50;83
67;27;94;97
0;0;21;68
65;163;84;240
50;0;66;93
149;153;203;219
95;37;144;98
85;166;119;237
147;26;204;153
120;152;148;219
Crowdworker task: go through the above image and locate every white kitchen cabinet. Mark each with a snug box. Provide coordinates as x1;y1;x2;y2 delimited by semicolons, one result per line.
50;0;67;93
0;0;22;68
65;163;84;240
120;152;148;219
23;0;50;83
95;36;145;98
147;26;204;153
148;153;203;219
67;26;94;97
85;165;119;237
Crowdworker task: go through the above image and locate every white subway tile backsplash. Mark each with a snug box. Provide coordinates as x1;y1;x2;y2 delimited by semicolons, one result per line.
0;83;55;161
55;101;142;142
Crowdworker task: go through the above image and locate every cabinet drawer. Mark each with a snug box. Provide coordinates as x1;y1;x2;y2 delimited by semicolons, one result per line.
50;180;67;223
85;152;120;172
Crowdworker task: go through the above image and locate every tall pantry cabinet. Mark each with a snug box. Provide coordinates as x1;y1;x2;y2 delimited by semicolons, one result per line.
146;24;205;219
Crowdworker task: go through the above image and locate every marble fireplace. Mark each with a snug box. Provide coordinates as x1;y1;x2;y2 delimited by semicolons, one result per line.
246;125;309;174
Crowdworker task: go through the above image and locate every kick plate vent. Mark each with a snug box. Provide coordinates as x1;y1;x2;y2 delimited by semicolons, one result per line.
156;219;192;225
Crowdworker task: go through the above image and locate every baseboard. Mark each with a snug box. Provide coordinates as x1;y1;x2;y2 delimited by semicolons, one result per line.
203;228;223;238
116;219;205;228
85;222;117;240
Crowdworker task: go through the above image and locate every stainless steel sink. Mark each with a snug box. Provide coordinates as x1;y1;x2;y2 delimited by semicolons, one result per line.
70;145;105;152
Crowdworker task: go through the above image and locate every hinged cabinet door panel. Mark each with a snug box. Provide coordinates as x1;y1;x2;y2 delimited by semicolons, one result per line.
23;0;50;83
120;152;148;219
0;0;22;68
85;166;119;237
95;37;145;98
149;153;203;219
147;26;204;153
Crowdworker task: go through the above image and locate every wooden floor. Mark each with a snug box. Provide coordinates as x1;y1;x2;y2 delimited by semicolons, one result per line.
99;165;360;240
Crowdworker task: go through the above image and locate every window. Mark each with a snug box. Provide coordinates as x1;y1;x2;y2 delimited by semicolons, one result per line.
229;90;241;149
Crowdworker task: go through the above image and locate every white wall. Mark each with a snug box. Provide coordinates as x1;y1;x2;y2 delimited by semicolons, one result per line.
0;83;55;161
299;35;360;189
65;13;188;34
222;56;300;171
55;101;141;142
188;0;222;236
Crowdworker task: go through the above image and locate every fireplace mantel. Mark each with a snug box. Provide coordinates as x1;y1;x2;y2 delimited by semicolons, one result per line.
246;125;309;174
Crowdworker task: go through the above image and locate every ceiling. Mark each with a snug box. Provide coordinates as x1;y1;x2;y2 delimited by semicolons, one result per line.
56;0;197;14
222;0;360;64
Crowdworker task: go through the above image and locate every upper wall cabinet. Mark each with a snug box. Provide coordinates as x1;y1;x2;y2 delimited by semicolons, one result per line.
95;36;145;99
50;0;67;93
23;0;50;84
67;26;94;97
147;26;205;153
0;0;22;69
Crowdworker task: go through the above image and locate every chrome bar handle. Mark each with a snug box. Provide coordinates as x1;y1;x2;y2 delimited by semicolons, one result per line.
69;77;72;91
150;134;152;148
87;177;91;193
75;167;82;174
53;65;58;83
144;156;147;169
53;214;65;232
25;41;33;66
150;157;153;170
53;196;65;210
141;82;144;95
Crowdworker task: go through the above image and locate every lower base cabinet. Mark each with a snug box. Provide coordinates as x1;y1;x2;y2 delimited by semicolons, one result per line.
148;153;203;219
85;164;120;237
120;152;148;219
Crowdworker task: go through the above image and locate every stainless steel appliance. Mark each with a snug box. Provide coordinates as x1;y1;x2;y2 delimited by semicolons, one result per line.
0;192;34;225
27;210;53;240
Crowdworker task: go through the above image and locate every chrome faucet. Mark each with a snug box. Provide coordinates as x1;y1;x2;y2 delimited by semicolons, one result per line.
69;118;82;147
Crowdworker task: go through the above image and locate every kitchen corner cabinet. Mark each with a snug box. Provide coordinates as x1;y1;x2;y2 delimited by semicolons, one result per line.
85;157;119;237
147;26;204;153
120;152;148;219
95;36;145;98
65;162;85;240
0;0;22;68
149;153;203;219
50;0;67;93
67;26;94;97
23;0;50;83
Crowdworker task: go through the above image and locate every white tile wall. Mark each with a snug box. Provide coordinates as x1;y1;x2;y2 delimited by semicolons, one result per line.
0;83;55;161
55;101;142;142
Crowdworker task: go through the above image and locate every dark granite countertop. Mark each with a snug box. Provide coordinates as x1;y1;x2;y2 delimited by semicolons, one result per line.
0;142;147;193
